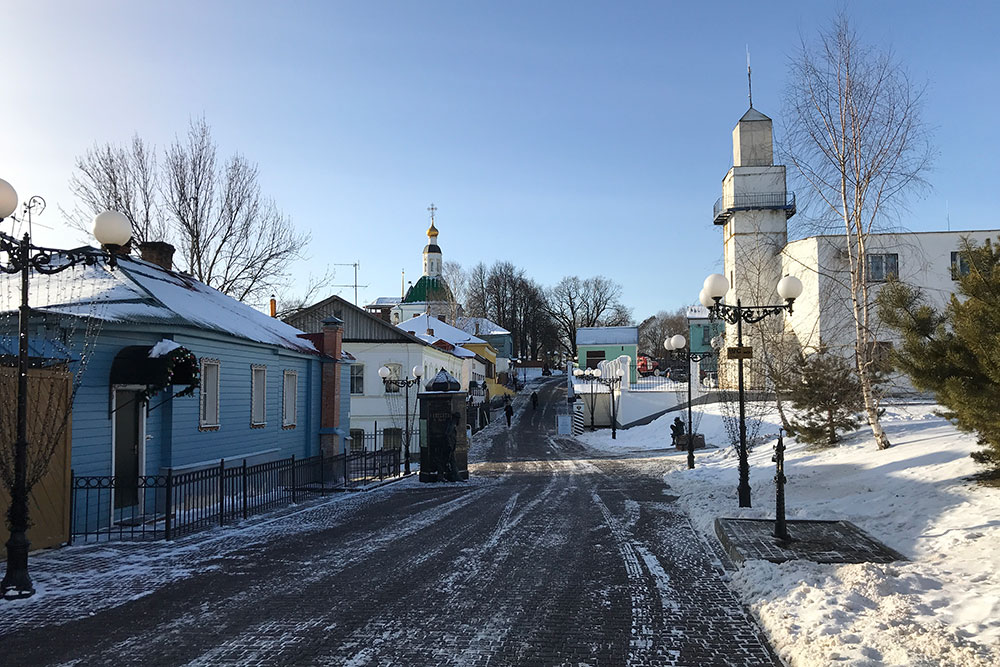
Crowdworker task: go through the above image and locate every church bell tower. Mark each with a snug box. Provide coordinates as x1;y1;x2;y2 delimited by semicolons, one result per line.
422;203;442;278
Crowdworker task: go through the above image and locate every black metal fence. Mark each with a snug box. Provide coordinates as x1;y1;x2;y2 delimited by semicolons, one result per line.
69;448;402;544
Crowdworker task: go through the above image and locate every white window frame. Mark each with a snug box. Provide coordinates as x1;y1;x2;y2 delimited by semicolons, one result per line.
350;363;365;395
282;370;297;428
200;358;221;430
251;364;267;427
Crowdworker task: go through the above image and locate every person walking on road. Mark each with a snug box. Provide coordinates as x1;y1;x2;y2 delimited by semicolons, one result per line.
531;391;538;410
504;399;514;427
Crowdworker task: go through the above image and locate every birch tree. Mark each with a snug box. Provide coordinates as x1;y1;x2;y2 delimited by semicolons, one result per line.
782;16;933;449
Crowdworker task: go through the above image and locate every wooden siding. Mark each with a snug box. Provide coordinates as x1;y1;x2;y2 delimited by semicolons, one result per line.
285;295;419;344
64;325;323;479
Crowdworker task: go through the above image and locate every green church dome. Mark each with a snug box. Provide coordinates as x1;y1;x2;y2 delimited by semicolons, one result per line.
403;275;453;304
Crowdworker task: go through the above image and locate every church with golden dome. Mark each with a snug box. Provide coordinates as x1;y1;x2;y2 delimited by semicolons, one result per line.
393;204;458;324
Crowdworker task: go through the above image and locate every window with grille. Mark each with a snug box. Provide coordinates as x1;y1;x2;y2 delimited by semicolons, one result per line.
282;370;297;428
349;429;365;452
383;428;402;450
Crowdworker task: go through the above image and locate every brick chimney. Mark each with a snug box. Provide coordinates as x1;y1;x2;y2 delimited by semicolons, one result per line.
319;316;344;457
139;241;175;271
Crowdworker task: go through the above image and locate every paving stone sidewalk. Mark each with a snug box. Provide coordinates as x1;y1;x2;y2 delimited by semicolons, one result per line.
1;380;781;666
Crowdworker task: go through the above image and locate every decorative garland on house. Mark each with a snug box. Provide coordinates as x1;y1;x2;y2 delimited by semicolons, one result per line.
139;347;200;403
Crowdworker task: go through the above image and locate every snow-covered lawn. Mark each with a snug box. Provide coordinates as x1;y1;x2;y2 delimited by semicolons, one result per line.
579;402;1000;666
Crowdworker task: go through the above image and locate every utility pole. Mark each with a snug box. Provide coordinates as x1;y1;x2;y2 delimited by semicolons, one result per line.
332;262;368;305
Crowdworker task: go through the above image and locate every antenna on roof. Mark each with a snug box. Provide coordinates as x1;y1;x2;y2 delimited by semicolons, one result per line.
946;199;950;232
746;45;753;109
332;261;368;306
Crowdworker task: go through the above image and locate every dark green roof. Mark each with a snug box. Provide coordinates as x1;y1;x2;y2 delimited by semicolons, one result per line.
403;275;453;304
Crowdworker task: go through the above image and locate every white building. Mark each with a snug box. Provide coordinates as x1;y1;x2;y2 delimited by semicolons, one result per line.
397;313;491;394
713;104;999;361
284;295;465;450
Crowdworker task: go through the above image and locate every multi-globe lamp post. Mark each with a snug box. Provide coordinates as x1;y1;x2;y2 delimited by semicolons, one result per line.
698;272;803;508
663;333;714;470
0;177;132;598
573;366;603;431
572;365;625;439
378;365;422;475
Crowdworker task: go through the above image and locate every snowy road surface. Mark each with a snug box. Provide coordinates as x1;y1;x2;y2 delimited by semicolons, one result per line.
1;379;778;666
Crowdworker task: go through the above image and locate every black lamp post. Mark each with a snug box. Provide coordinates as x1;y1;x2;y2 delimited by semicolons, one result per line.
596;367;625;439
378;364;422;475
664;334;714;470
574;366;625;439
0;178;131;599
700;272;803;508
573;367;600;430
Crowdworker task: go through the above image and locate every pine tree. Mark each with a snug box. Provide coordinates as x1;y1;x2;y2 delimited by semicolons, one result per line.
879;237;1000;467
782;351;863;445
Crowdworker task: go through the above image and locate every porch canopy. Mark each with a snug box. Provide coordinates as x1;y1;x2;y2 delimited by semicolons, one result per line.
109;344;197;387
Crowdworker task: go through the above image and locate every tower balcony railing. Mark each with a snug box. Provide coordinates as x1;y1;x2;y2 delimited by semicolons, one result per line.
713;191;796;225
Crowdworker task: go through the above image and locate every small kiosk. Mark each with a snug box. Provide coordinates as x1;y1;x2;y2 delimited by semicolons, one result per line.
418;370;469;482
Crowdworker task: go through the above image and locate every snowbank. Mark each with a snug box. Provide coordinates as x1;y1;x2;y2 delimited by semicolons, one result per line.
581;402;1000;666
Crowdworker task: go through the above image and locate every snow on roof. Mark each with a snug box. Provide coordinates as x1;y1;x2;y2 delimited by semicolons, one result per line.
398;313;486;346
414;333;477;359
456;316;511;337
1;255;317;354
686;305;710;320
368;296;402;306
576;326;639;346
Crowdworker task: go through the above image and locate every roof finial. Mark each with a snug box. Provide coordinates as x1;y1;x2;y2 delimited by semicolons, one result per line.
427;202;437;224
746;45;753;109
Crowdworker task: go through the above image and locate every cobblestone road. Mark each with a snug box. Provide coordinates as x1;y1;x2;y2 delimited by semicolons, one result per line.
1;380;780;666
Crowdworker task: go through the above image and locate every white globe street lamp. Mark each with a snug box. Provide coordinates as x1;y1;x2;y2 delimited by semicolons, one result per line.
92;210;132;247
0;178;17;220
700;272;805;508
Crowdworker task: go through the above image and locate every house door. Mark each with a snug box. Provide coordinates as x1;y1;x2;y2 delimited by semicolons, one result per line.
113;388;145;510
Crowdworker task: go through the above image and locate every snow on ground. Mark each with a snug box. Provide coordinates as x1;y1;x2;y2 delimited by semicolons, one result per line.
579;401;1000;666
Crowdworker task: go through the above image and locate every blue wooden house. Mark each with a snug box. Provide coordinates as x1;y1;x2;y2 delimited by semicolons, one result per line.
1;244;350;536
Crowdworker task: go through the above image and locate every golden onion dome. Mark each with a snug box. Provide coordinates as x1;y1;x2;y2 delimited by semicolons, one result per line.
427;221;439;238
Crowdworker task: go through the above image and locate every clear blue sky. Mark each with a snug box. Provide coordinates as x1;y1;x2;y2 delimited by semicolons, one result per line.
2;1;997;319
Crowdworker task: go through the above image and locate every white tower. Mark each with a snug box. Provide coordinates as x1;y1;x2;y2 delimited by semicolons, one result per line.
714;106;794;307
422;204;442;278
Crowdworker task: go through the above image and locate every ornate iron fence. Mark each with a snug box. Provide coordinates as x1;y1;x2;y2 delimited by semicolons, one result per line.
69;448;402;544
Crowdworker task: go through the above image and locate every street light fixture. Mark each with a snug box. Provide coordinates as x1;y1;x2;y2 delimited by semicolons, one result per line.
573;366;600;430
701;272;803;508
575;366;624;438
1;177;131;598
378;364;422;475
664;334;714;470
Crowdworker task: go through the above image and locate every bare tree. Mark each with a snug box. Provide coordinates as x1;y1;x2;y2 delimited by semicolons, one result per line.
638;309;687;357
66;135;165;243
67;118;312;307
782;15;933;449
442;260;468;309
546;275;632;358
